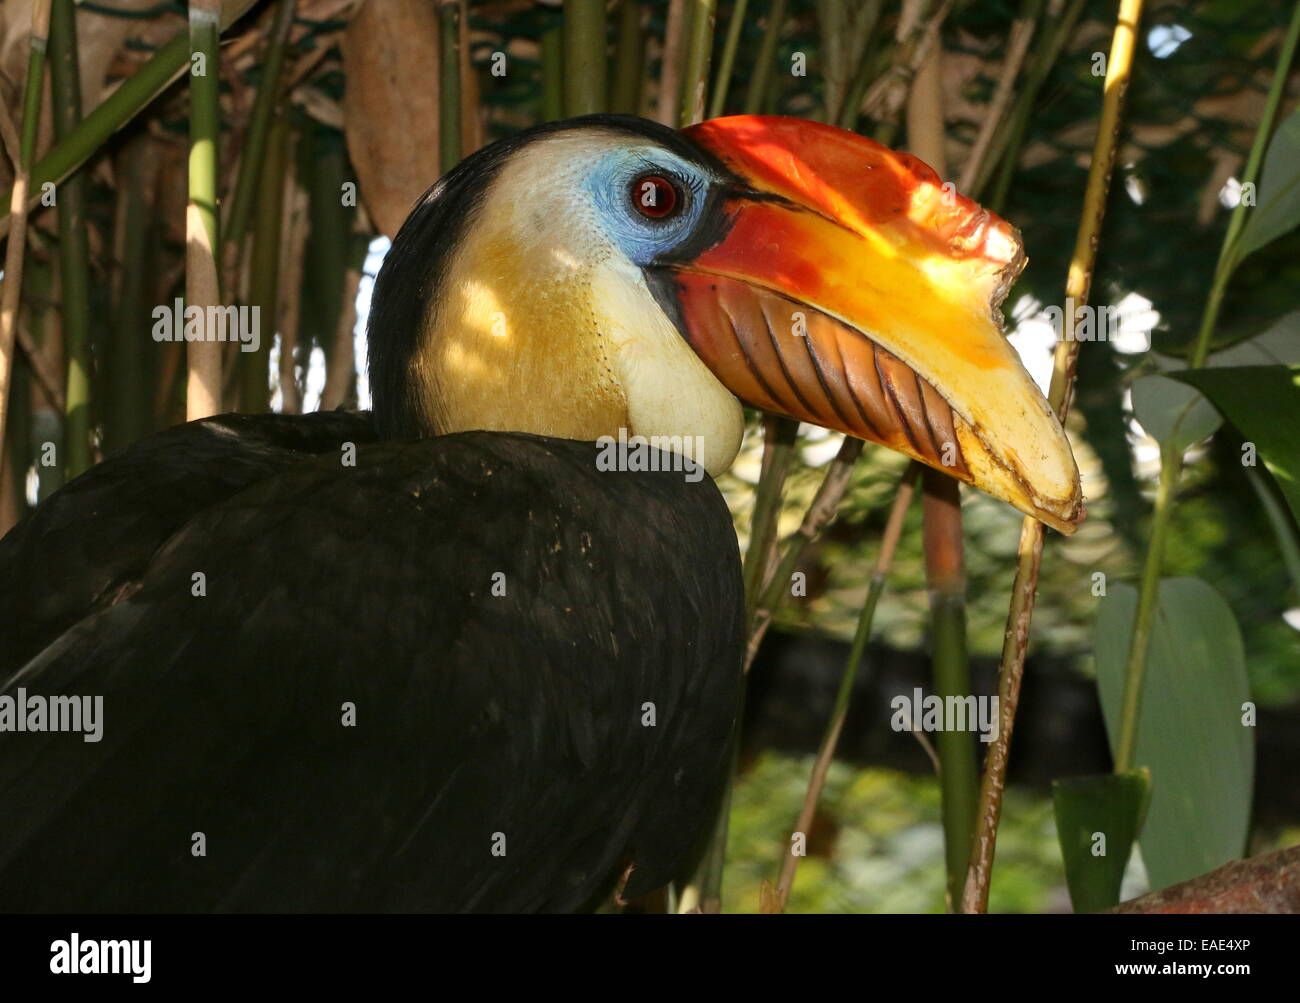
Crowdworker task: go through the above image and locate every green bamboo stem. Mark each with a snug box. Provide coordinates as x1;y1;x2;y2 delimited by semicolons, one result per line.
187;0;222;420
17;11;48;171
439;1;462;173
25;260;62;507
564;0;607;116
296;121;352;382
742;416;798;624
707;0;748;118
610;2;645;115
49;0;92;477
224;0;296;262
541;25;565;122
1113;1;1300;773
922;469;978;910
961;0;1145;914
241;111;287;414
0;0;51;471
743;0;788;115
106;141;154;453
0;0;258;232
773;466;917;911
3;345;32;527
679;0;717;127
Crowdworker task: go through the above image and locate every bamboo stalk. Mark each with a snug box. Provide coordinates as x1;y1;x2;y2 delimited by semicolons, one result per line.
743;416;798;624
224;0;296;270
1113;0;1300;774
707;0;748;118
321;238;364;410
0;0;259;235
743;0;787;115
611;2;646;115
49;0;92;476
541;25;564;122
458;0;482;156
772;467;918;911
439;1;462;173
0;0;51;470
679;0;717;127
276;163;308;415
564;0;607;116
241;110;287;414
24;257;63;508
961;0;1146;915
295;121;351;401
106;139;156;453
922;469;978;910
657;0;688;126
187;0;223;421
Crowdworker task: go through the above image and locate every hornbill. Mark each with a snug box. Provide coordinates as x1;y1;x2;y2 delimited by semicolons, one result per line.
0;115;1081;912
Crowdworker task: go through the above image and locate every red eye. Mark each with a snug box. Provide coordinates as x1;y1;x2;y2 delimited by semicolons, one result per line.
632;175;678;218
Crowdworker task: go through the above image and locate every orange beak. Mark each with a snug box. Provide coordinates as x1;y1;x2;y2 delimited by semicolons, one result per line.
664;116;1082;533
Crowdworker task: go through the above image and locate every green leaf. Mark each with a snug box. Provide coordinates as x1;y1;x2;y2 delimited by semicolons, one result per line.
1204;308;1300;367
1053;770;1151;913
1234;108;1300;265
1094;579;1254;892
1130;373;1221;450
1171;365;1300;525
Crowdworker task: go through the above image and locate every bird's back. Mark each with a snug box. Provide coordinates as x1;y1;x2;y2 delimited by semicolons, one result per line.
0;415;743;911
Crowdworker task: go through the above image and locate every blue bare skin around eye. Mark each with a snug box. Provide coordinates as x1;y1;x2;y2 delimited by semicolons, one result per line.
583;148;714;266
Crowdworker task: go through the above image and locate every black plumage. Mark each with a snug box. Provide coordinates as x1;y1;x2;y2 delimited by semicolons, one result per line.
0;420;741;911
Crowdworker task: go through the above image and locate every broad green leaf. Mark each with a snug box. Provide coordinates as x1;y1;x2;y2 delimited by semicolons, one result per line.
1130;372;1221;449
1171;365;1300;526
1053;770;1151;913
1234;108;1300;265
1094;578;1253;892
1204;309;1300;367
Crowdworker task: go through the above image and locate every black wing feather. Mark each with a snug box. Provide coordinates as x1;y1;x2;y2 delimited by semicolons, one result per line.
0;423;742;912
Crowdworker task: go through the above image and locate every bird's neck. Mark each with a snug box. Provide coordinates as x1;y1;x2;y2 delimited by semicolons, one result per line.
415;219;631;443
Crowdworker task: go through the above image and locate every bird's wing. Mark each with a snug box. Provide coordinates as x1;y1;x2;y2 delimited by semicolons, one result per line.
0;410;377;676
0;431;742;912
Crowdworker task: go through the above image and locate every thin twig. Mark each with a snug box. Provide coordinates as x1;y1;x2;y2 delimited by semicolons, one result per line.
864;0;953;139
772;468;918;911
958;1;1039;193
960;0;1146;915
744;437;865;673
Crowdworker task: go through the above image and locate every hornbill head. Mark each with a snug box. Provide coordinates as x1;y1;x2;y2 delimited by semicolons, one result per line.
369;115;1082;533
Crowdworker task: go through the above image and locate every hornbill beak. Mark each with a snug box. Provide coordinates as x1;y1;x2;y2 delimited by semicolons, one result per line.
664;116;1082;534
